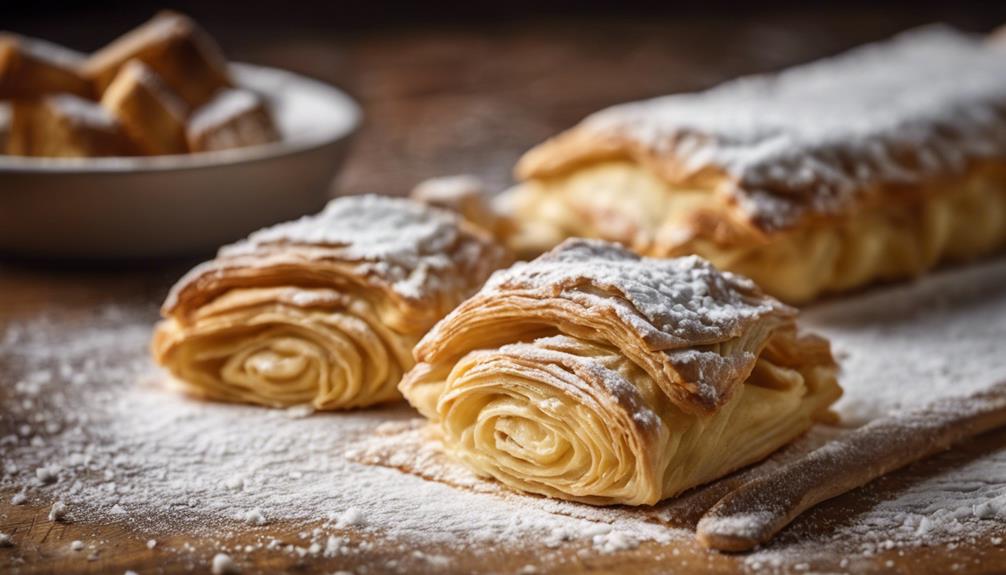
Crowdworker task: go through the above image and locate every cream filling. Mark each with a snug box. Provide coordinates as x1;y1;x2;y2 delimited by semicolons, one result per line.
512;161;1006;302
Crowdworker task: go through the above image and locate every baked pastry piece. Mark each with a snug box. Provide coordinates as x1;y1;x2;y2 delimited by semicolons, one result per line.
410;175;510;239
399;239;841;505
186;88;279;153
100;60;188;155
7;94;134;157
0;33;91;99
84;11;231;107
153;195;510;410
508;27;1006;303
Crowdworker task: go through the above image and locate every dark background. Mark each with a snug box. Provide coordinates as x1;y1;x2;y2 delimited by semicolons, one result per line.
6;1;1006;216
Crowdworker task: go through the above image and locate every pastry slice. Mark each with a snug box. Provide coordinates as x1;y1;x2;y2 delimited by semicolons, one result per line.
400;239;841;505
84;11;231;107
0;33;91;99
101;60;188;155
7;94;134;157
410;175;509;238
507;26;1006;303
152;195;510;410
186;88;279;153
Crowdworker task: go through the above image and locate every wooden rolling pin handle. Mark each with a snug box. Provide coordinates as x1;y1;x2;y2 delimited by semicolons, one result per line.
696;381;1006;552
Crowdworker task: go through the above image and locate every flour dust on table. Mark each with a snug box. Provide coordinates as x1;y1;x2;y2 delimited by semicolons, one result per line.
2;257;1006;573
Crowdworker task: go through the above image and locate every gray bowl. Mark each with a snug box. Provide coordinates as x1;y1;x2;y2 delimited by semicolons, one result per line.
0;63;361;258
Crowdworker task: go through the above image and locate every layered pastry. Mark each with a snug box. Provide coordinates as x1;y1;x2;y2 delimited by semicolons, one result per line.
0;33;91;99
8;94;134;157
507;27;1006;303
3;11;276;158
399;239;841;505
153;195;510;410
410;175;510;239
84;11;231;108
100;60;188;155
186;88;279;153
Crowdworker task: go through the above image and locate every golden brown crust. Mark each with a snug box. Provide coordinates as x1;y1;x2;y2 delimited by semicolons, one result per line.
100;60;188;155
7;94;134;157
406;238;802;416
509;28;1006;302
153;195;512;410
84;11;231;107
163;195;510;332
398;239;841;505
0;33;91;100
515;27;1006;236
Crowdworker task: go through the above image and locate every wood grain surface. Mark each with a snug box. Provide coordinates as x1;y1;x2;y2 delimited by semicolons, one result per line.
3;7;1006;574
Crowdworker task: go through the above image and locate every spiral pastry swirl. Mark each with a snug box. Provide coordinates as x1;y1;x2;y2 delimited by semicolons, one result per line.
400;239;841;505
153;195;509;410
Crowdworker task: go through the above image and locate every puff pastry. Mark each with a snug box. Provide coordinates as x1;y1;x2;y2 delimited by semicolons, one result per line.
399;239;841;505
101;60;188;155
508;27;1006;303
0;33;91;99
84;11;231;107
153;195;510;410
8;94;134;157
186;88;279;153
410;175;510;239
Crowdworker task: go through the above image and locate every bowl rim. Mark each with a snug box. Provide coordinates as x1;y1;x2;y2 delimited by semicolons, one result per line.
0;62;361;175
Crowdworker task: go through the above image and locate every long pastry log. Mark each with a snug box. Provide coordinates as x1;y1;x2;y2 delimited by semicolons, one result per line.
153;195;510;410
399;239;841;505
508;26;1006;303
696;381;1006;551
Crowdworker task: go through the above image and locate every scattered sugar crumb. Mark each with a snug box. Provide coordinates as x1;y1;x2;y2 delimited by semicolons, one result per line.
211;552;239;574
242;508;268;526
48;500;67;522
70;540;84;551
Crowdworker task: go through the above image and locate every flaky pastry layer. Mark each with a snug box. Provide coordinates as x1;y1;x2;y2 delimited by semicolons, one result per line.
508;27;1006;302
509;162;1006;303
154;195;510;410
399;239;841;504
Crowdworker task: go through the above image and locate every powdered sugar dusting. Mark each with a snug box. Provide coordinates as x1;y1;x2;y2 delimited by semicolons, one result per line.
188;89;263;136
577;26;1006;230
460;238;792;409
218;194;498;302
0;305;682;561
2;257;1006;572
49;94;120;130
485;239;791;348
163;195;508;319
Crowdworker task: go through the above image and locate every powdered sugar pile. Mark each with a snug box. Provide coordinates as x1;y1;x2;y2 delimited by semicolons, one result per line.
2;257;1006;572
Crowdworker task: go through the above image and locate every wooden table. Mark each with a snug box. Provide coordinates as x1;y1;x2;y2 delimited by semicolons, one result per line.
4;7;1006;573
